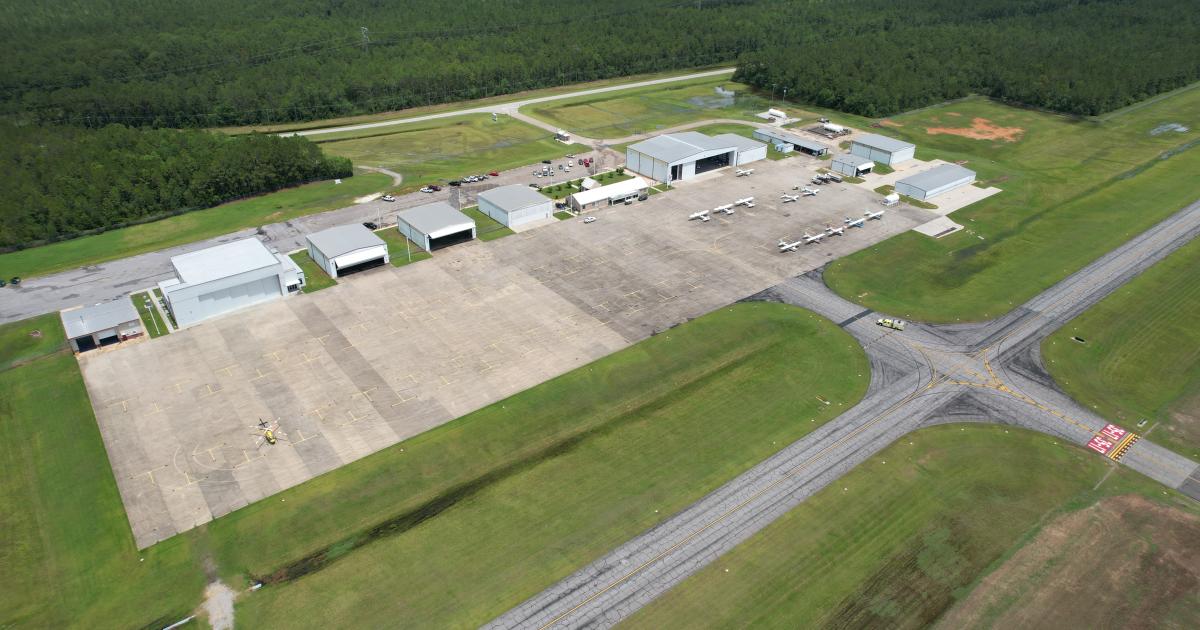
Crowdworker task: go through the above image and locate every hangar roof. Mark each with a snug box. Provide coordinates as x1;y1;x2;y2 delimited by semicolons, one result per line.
171;238;280;286
398;202;475;237
833;153;875;167
60;299;140;339
478;184;550;213
897;163;976;191
754;128;829;154
627;132;738;164
306;224;386;258
569;176;649;207
712;133;766;153
852;133;915;154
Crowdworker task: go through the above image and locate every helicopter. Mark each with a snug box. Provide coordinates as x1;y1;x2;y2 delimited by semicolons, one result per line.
252;419;287;447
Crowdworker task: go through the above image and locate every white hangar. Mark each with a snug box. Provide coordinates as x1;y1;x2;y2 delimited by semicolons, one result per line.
397;202;477;251
306;224;389;279
850;133;916;166
477;184;554;229
60;299;143;353
831;153;875;177
625;131;767;184
158;238;302;328
895;164;977;201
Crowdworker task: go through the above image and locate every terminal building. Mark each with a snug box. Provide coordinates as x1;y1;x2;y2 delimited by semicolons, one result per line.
397;202;477;251
850;133;916;166
60;299;143;353
477;184;554;229
158;238;302;328
625;131;766;184
895;164;977;201
751;128;830;157
567;176;649;212
306;224;389;278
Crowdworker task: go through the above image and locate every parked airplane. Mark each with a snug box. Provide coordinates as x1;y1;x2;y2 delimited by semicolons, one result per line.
780;193;800;203
735;197;755;207
844;216;866;228
778;238;803;252
736;168;754;177
717;207;736;216
803;232;825;244
865;210;886;221
688;209;711;221
825;225;846;237
713;204;734;214
801;187;820;196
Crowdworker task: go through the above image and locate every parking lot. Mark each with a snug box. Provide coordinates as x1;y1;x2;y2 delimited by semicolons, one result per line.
80;156;936;547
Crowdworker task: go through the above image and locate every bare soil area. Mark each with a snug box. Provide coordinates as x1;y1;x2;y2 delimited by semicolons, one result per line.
926;117;1025;142
936;495;1200;630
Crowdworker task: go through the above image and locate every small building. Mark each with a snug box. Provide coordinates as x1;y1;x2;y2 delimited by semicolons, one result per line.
625;132;766;184
567;176;649;212
397;202;477;251
752;128;829;156
477;184;554;229
60;299;143;353
831;153;875;177
158;238;300;328
850;133;916;166
895;164;977;201
306;224;389;279
580;177;600;191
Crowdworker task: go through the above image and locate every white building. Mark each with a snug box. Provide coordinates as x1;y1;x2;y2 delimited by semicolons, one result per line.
567;176;649;211
158;238;301;328
752;128;829;156
895;164;977;201
850;133;916;166
306;224;389;279
831;153;875;177
625;131;767;184
397;202;476;251
60;299;143;352
477;184;554;228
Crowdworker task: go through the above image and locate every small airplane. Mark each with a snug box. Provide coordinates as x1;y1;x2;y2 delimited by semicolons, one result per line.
825;225;846;237
252;419;286;447
713;203;734;214
716;206;736;216
844;216;866;228
801;187;820;196
688;209;711;222
734;197;755;207
778;238;804;252
736;168;754;177
865;210;886;221
780;193;800;203
803;232;825;244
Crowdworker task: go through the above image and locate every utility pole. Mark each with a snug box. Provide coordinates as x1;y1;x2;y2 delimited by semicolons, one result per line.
360;27;370;54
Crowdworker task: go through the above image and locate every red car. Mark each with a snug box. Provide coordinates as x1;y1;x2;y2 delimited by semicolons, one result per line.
488;171;500;177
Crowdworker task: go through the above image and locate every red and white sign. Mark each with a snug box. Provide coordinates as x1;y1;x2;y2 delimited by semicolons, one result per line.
1099;424;1127;441
1087;436;1114;454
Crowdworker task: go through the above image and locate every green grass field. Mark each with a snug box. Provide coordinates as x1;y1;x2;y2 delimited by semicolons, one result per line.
1043;238;1200;459
626;424;1197;629
224;303;867;627
288;252;336;293
824;90;1200;322
374;228;433;264
130;291;169;338
461;206;515;240
0;315;207;628
0;173;390;280
316;115;587;189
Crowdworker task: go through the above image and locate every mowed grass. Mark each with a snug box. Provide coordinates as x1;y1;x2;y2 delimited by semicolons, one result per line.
374;228;432;265
0;315;207;628
288;252;336;293
824;90;1200;322
316;114;588;188
130;291;169;337
524;79;780;140
1043;237;1200;459
0;172;391;280
625;424;1197;629
460;206;515;240
223;303;868;627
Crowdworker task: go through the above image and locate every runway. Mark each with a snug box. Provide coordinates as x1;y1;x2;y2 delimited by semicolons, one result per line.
486;199;1200;629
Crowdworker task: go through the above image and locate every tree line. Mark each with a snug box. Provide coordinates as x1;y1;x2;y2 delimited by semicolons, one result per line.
0;124;351;249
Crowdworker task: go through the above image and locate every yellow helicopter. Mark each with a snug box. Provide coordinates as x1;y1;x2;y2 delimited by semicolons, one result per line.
252;419;286;447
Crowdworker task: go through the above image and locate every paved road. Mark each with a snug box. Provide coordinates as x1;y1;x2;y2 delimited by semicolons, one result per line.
287;68;735;138
487;200;1200;629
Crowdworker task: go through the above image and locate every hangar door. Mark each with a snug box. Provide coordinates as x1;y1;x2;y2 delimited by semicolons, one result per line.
334;247;388;276
196;276;282;319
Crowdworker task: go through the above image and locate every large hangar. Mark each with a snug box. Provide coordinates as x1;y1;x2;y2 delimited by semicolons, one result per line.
895;164;977;201
851;133;916;166
158;238;298;328
625;131;766;184
397;202;477;250
306;224;389;278
477;184;554;229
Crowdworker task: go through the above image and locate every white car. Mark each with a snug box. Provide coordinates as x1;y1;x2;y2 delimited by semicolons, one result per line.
419;187;434;194
381;194;396;202
583;216;597;224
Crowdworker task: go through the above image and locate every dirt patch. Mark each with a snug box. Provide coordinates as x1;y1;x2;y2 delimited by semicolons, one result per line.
263;211;283;221
945;112;963;117
926;117;1025;142
354;192;383;203
202;581;236;630
879;119;903;128
28;330;41;338
936;495;1200;630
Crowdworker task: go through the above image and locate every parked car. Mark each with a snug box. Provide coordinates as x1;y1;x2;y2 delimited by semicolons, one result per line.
362;221;379;230
0;278;6;288
381;194;396;202
489;171;500;177
448;180;461;186
565;154;575;159
429;184;441;191
583;216;596;224
542;159;552;164
9;276;20;286
420;186;435;193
